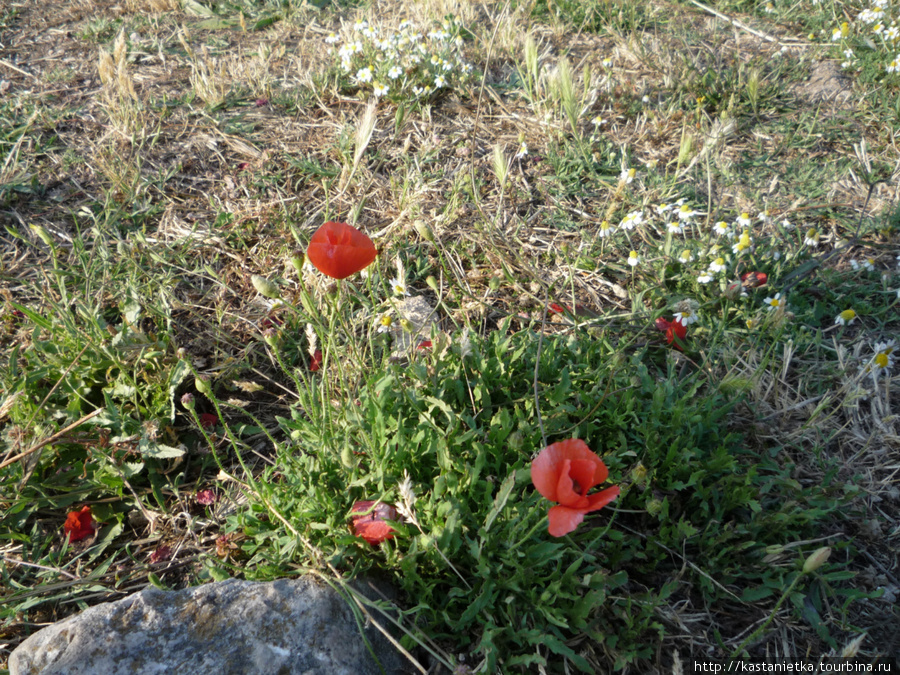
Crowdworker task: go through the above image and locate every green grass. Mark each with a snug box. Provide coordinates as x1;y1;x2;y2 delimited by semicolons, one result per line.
1;0;899;671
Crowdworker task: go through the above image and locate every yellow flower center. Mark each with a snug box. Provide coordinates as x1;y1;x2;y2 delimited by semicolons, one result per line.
875;353;889;369
840;309;856;322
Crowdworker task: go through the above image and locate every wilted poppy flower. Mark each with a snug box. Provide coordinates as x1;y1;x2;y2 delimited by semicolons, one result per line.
199;413;218;430
350;500;399;545
149;545;172;564
531;439;620;537
196;489;218;506
741;271;767;288
309;349;323;372
655;317;687;351
63;506;95;542
306;221;377;280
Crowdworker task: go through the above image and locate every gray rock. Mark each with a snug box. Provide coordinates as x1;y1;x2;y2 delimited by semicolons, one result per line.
10;577;410;675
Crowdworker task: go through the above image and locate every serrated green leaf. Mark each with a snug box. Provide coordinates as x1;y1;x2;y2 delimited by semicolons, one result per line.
139;436;185;459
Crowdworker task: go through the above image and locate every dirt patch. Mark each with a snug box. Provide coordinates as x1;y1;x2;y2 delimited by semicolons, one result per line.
794;59;853;105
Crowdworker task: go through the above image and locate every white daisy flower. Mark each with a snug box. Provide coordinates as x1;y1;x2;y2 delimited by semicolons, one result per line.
764;293;785;310
674;309;698;326
598;221;616;238
834;309;857;326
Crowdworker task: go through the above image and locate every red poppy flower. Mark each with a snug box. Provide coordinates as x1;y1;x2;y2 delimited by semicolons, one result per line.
655;318;687;351
309;349;323;372
416;340;432;350
741;271;767;288
306;221;377;280
531;439;620;537
350;500;399;545
63;506;95;542
548;303;568;315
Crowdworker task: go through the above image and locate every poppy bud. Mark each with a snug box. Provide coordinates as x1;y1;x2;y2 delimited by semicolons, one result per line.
251;275;281;300
724;281;742;300
341;446;355;468
262;327;280;347
195;375;212;396
413;219;435;242
290;251;306;277
802;546;831;573
181;393;195;408
426;276;439;293
30;224;55;248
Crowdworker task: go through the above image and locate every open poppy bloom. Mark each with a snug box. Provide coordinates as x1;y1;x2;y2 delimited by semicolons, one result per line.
350;500;399;545
655;317;687;351
63;506;95;542
306;221;377;280
531;439;620;537
740;271;767;288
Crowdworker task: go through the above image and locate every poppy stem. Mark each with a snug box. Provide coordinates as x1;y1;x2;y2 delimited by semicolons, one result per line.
509;514;549;550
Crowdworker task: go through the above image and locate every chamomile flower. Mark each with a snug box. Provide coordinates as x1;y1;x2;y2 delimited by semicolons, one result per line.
627;250;640;267
735;212;752;227
679;249;695;264
377;313;394;333
592;115;606;126
708;257;727;273
668;220;685;234
677;203;698;220
619;168;636;184
356;67;373;83
390;277;410;296
804;228;820;247
835;309;857;326
780;218;794;231
862;258;875;271
354;20;368;32
325;32;340;44
697;273;712;284
515;142;528;159
373;81;389;97
757;210;772;224
598;220;616;238
434;75;446;88
732;230;753;255
764;293;785;310
713;221;730;236
620;210;643;230
388;66;403;79
674;308;698;326
867;340;896;375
